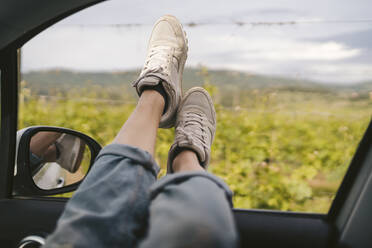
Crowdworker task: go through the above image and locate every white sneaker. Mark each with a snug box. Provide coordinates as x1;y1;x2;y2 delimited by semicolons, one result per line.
132;15;188;128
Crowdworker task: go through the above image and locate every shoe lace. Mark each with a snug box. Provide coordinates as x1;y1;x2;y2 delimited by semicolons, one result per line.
143;45;174;77
176;111;210;149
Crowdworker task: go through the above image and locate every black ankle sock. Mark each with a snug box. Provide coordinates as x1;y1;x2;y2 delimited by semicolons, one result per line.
141;82;168;114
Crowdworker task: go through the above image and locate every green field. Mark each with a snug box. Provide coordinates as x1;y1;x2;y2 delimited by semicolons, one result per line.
19;68;372;213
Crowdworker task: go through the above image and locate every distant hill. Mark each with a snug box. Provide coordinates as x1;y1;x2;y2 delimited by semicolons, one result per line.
21;68;372;96
341;80;372;92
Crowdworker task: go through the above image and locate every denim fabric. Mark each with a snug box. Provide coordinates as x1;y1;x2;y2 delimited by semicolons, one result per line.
139;172;238;248
44;144;238;248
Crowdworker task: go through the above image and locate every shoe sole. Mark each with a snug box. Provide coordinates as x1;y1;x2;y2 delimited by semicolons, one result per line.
158;15;188;90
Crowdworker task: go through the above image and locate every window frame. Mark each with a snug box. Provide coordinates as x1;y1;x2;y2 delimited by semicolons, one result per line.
0;48;18;198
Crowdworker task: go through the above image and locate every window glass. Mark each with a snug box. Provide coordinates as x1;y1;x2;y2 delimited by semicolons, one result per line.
19;0;372;212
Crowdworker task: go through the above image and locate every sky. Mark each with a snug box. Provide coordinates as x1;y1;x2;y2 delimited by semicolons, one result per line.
21;0;372;84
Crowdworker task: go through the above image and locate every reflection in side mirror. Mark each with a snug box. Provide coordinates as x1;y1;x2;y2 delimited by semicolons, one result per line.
30;132;90;190
14;126;101;196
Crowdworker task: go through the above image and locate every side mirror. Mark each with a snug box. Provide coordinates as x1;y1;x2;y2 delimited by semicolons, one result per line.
14;126;101;196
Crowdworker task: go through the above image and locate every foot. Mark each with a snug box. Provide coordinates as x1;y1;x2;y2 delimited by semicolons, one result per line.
132;15;188;128
167;87;216;173
55;134;86;173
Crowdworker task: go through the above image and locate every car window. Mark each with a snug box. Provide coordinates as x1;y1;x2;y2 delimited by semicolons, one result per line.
19;0;372;213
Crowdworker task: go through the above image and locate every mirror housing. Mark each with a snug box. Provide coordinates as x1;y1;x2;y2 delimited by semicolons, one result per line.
14;126;101;196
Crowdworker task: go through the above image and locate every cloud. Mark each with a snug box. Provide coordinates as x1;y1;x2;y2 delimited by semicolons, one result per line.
22;26;150;71
21;0;372;84
195;33;360;61
184;27;365;83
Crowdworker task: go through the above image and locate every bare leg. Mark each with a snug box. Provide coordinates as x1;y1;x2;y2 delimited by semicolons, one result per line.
45;90;165;248
30;131;62;157
172;150;204;173
113;90;165;156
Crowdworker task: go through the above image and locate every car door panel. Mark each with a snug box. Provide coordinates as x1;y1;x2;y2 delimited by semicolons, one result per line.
0;199;333;248
0;199;66;247
234;210;334;248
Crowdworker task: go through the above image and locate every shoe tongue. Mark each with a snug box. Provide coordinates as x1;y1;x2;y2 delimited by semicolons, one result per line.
183;117;207;163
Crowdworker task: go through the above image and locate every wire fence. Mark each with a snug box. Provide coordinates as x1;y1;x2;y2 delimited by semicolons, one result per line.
56;19;372;28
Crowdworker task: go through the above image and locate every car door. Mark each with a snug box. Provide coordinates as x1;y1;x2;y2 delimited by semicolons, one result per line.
1;0;372;247
0;1;104;247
